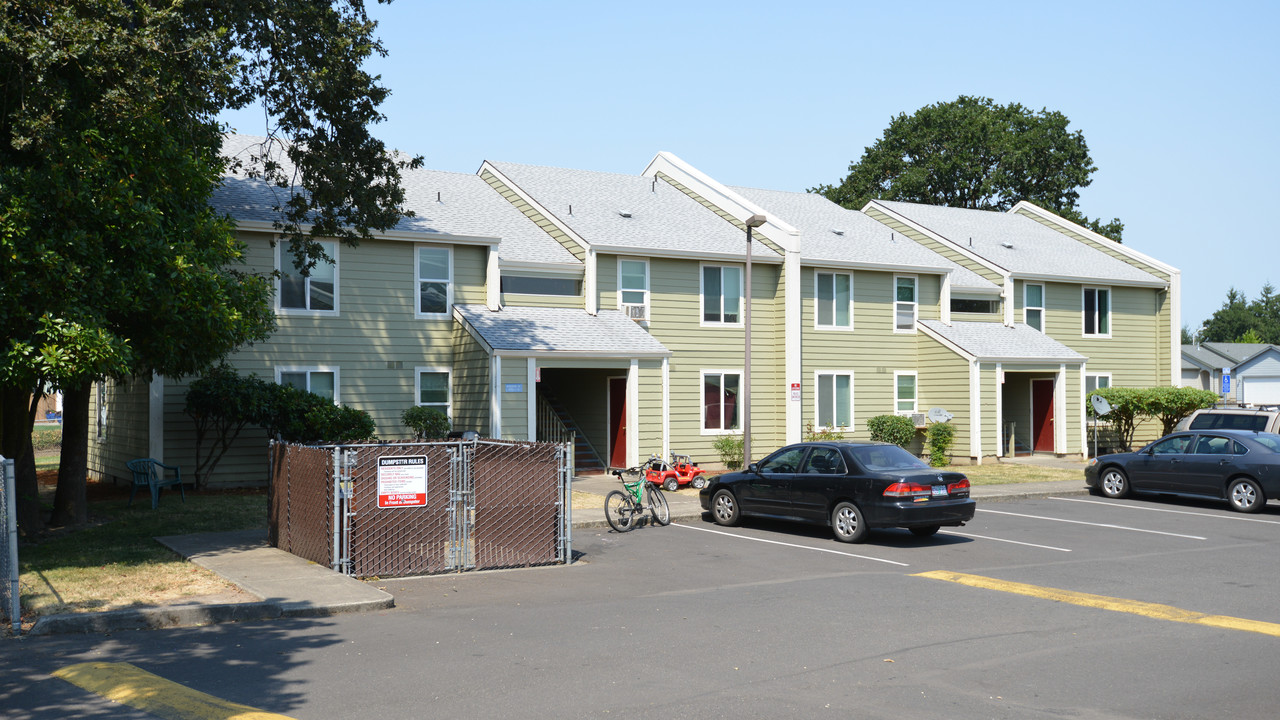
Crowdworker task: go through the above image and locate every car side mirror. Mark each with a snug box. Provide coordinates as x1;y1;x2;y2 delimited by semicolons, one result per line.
747;462;760;474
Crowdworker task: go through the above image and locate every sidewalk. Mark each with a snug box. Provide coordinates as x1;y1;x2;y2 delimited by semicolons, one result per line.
25;464;1087;635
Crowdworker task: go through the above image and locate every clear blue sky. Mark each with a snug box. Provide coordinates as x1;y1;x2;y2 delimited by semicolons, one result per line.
221;0;1279;334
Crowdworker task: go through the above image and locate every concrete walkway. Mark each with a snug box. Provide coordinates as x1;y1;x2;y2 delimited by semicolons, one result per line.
26;457;1087;635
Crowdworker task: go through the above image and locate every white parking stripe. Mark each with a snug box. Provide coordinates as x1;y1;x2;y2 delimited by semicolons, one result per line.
940;530;1072;552
673;523;911;566
1051;496;1280;524
977;508;1207;539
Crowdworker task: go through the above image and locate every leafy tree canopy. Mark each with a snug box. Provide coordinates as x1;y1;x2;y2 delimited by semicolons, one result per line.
813;95;1124;241
1196;284;1280;344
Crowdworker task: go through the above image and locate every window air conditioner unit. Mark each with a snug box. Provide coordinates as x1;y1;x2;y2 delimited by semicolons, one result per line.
911;413;927;428
622;303;647;322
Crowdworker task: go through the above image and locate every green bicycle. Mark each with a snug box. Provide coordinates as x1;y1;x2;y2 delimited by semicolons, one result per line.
604;467;671;532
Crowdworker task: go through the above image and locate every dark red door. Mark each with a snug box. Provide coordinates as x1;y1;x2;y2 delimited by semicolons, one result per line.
609;377;627;468
1032;379;1055;452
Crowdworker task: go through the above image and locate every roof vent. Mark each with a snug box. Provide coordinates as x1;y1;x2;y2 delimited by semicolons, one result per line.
1001;242;1014;249
831;229;845;236
618;211;632;218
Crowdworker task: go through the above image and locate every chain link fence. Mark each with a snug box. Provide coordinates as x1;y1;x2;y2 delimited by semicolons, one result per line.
1;456;18;633
270;439;571;578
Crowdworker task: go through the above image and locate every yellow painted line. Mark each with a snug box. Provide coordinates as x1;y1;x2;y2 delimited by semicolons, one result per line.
52;662;298;720
913;570;1280;638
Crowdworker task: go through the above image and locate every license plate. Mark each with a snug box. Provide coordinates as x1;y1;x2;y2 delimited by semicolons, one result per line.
931;485;947;497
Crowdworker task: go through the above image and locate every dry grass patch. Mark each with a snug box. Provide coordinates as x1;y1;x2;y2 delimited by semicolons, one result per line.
957;463;1083;485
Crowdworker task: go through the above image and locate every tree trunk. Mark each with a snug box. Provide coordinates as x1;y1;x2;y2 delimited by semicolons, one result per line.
50;382;90;527
1;385;45;535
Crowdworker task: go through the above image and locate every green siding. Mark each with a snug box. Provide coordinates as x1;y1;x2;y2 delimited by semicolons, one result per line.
1043;283;1166;389
452;324;490;436
500;292;582;309
864;207;1004;285
498;359;530;441
918;334;971;459
482;168;586;261
87;377;151;483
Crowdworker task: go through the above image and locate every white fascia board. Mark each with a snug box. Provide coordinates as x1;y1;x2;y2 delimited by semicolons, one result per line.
1009;201;1179;276
802;258;961;277
1011;271;1168;290
451;307;495;355
478;161;594;252
949;284;1005;297
642;151;801;252
918;323;977;363
499;261;584;277
988;356;1088;365
589;244;784;265
492;349;672;360
232;219;500;246
863;200;1010;278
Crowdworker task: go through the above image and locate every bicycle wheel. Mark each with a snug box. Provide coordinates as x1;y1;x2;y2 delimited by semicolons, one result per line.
647;484;671;526
605;490;636;533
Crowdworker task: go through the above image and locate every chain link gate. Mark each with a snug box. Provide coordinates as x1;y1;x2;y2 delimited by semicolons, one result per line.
271;439;571;578
1;456;18;633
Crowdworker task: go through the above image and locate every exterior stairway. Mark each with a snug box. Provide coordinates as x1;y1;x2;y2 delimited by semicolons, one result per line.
537;392;607;474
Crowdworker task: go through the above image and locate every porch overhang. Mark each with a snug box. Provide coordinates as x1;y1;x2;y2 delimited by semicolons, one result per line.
453;304;672;359
919;320;1087;364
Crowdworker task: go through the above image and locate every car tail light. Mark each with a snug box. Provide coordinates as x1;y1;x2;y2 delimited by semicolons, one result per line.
883;482;931;498
948;478;971;494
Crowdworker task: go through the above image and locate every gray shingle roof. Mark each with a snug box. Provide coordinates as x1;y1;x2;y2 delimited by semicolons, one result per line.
454;304;671;356
1198;342;1277;364
1182;344;1232;369
876;201;1164;286
487;161;779;260
730;187;998;292
211;135;579;267
920;320;1086;361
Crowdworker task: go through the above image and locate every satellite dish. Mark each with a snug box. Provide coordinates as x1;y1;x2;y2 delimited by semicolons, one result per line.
927;407;954;423
1090;395;1112;416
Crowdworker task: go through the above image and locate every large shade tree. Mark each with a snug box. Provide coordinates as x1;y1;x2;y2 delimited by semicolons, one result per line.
1;1;419;532
813;95;1124;241
1196;284;1280;344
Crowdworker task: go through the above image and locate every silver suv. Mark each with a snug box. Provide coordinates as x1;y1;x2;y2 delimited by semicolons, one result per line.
1175;408;1280;433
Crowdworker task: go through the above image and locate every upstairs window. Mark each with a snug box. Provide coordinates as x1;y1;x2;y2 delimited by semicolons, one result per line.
702;265;743;325
417;246;452;316
619;258;649;321
951;297;998;314
894;275;917;332
1024;284;1044;331
1084;287;1111;336
816;272;853;329
279;240;337;313
500;275;581;296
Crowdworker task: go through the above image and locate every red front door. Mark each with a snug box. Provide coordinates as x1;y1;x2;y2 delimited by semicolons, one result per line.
608;377;627;468
1032;379;1055;453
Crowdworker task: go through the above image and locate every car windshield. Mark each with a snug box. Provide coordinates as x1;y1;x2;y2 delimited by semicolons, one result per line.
850;445;928;472
1250;433;1280;453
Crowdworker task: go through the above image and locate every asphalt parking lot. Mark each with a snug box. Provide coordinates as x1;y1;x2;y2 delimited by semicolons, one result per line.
9;495;1280;720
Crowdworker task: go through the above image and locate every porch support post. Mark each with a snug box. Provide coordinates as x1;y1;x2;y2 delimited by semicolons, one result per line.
784;249;802;445
969;359;982;464
148;375;164;463
486;247;501;311
627;359;639;468
1079;363;1088;457
1056;363;1068;455
585;249;598;315
527;358;537;442
490;355;502;438
995;363;1004;458
662;356;670;459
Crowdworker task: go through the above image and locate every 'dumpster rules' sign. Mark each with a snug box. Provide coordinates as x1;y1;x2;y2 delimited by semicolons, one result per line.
377;455;427;508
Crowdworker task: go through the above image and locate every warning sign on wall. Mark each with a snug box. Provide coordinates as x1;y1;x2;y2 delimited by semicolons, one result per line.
377;455;427;508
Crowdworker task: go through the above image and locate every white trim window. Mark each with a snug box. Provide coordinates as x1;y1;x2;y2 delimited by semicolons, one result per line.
701;370;742;432
894;371;918;415
815;371;853;430
1024;283;1045;331
894;275;917;333
815;271;853;330
701;264;743;326
1086;372;1111;423
416;245;453;318
277;367;338;402
618;258;649;322
1083;287;1111;337
279;240;337;314
416;367;451;418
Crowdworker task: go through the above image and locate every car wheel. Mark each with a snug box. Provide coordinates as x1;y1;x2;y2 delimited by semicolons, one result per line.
831;502;868;543
1227;477;1266;513
711;489;740;526
1099;467;1130;499
691;475;707;490
909;525;940;538
663;477;679;492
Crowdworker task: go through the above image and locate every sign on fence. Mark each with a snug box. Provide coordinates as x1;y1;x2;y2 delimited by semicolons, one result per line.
377;455;428;508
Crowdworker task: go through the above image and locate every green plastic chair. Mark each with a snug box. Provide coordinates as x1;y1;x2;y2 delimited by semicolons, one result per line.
126;458;185;509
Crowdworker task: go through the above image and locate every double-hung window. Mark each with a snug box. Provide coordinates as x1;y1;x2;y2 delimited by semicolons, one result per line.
816;372;853;429
702;370;741;432
619;258;649;322
816;272;852;329
416;368;451;417
894;275;917;332
702;265;743;325
279;240;337;313
1083;287;1111;337
278;368;337;402
417;245;452;317
894;371;917;415
1025;283;1044;331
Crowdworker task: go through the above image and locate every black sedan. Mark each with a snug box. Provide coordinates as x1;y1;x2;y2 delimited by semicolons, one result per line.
1085;429;1280;513
698;442;975;543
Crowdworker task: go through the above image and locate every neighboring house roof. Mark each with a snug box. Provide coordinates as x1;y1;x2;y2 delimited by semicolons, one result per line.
1197;342;1278;365
212;135;579;268
453;304;670;357
729;186;999;293
873;200;1166;287
485;161;780;261
920;320;1087;362
1182;344;1231;371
